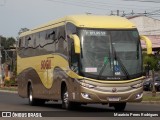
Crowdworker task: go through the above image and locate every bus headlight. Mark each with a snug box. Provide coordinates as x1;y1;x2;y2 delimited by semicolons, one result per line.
76;79;96;88
80;82;96;88
131;82;143;88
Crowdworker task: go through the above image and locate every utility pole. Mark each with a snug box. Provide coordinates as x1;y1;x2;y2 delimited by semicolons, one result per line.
117;10;119;16
0;36;3;87
131;10;134;16
110;11;113;15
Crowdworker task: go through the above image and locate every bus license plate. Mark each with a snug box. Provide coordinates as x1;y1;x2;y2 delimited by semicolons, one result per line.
108;97;121;101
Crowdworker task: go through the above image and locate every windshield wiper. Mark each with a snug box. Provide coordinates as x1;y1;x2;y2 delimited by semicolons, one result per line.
97;48;131;80
97;57;109;79
97;40;130;80
97;35;113;80
112;46;130;80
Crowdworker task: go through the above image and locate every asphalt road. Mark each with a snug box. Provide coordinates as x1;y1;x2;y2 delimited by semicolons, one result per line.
0;92;160;120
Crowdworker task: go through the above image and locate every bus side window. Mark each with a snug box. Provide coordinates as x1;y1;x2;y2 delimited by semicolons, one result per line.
66;22;76;35
40;31;47;46
36;33;40;47
57;26;66;54
19;37;25;48
33;34;36;48
51;28;57;52
69;39;79;73
66;23;78;72
47;29;56;40
28;35;34;48
66;22;77;56
25;36;30;48
44;29;56;53
18;38;22;48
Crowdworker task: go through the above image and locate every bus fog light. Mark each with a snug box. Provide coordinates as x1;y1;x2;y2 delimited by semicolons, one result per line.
136;93;143;99
81;93;91;99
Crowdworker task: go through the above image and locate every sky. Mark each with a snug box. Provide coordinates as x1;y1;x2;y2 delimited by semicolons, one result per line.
0;0;160;38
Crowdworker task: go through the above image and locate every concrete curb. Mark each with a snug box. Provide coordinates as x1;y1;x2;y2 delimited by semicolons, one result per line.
0;89;18;94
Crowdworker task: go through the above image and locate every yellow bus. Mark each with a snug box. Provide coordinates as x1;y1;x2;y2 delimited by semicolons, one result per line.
17;15;152;111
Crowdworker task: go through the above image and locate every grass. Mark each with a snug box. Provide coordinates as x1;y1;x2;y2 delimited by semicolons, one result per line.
143;95;160;101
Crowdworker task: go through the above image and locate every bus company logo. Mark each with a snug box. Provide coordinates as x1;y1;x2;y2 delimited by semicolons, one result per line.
112;88;117;92
41;60;51;70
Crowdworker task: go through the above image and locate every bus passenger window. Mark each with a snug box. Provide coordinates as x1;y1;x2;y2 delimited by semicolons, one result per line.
33;35;36;48
28;36;35;48
49;31;56;40
19;37;25;48
25;36;30;48
18;39;22;48
70;42;79;73
45;30;55;40
66;22;77;35
47;28;57;41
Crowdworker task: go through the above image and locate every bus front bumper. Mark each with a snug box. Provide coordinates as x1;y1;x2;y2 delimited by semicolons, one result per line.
73;86;143;103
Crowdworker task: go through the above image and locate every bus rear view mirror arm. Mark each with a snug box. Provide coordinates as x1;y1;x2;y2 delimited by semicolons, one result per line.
140;35;152;55
69;34;81;54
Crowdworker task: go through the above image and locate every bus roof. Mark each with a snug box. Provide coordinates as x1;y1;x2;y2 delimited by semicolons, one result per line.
19;15;136;37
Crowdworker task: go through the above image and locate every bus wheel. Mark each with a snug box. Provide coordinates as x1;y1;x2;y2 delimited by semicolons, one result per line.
28;85;45;106
113;102;126;111
62;86;72;109
28;85;36;106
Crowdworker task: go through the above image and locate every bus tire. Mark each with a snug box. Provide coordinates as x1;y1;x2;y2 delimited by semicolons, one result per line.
113;102;126;111
62;86;73;109
28;85;37;106
28;85;45;106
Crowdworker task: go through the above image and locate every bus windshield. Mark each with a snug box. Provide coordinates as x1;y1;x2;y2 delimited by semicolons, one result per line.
78;29;142;80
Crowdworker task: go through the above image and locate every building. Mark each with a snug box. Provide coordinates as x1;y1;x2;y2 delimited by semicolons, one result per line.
128;15;160;53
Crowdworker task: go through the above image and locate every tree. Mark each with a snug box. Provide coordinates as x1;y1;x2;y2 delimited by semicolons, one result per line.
143;53;160;71
143;53;160;96
1;37;16;49
0;36;16;63
5;37;16;49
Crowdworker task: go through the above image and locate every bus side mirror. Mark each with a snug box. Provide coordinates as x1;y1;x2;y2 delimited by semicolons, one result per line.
140;35;152;55
69;34;81;54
